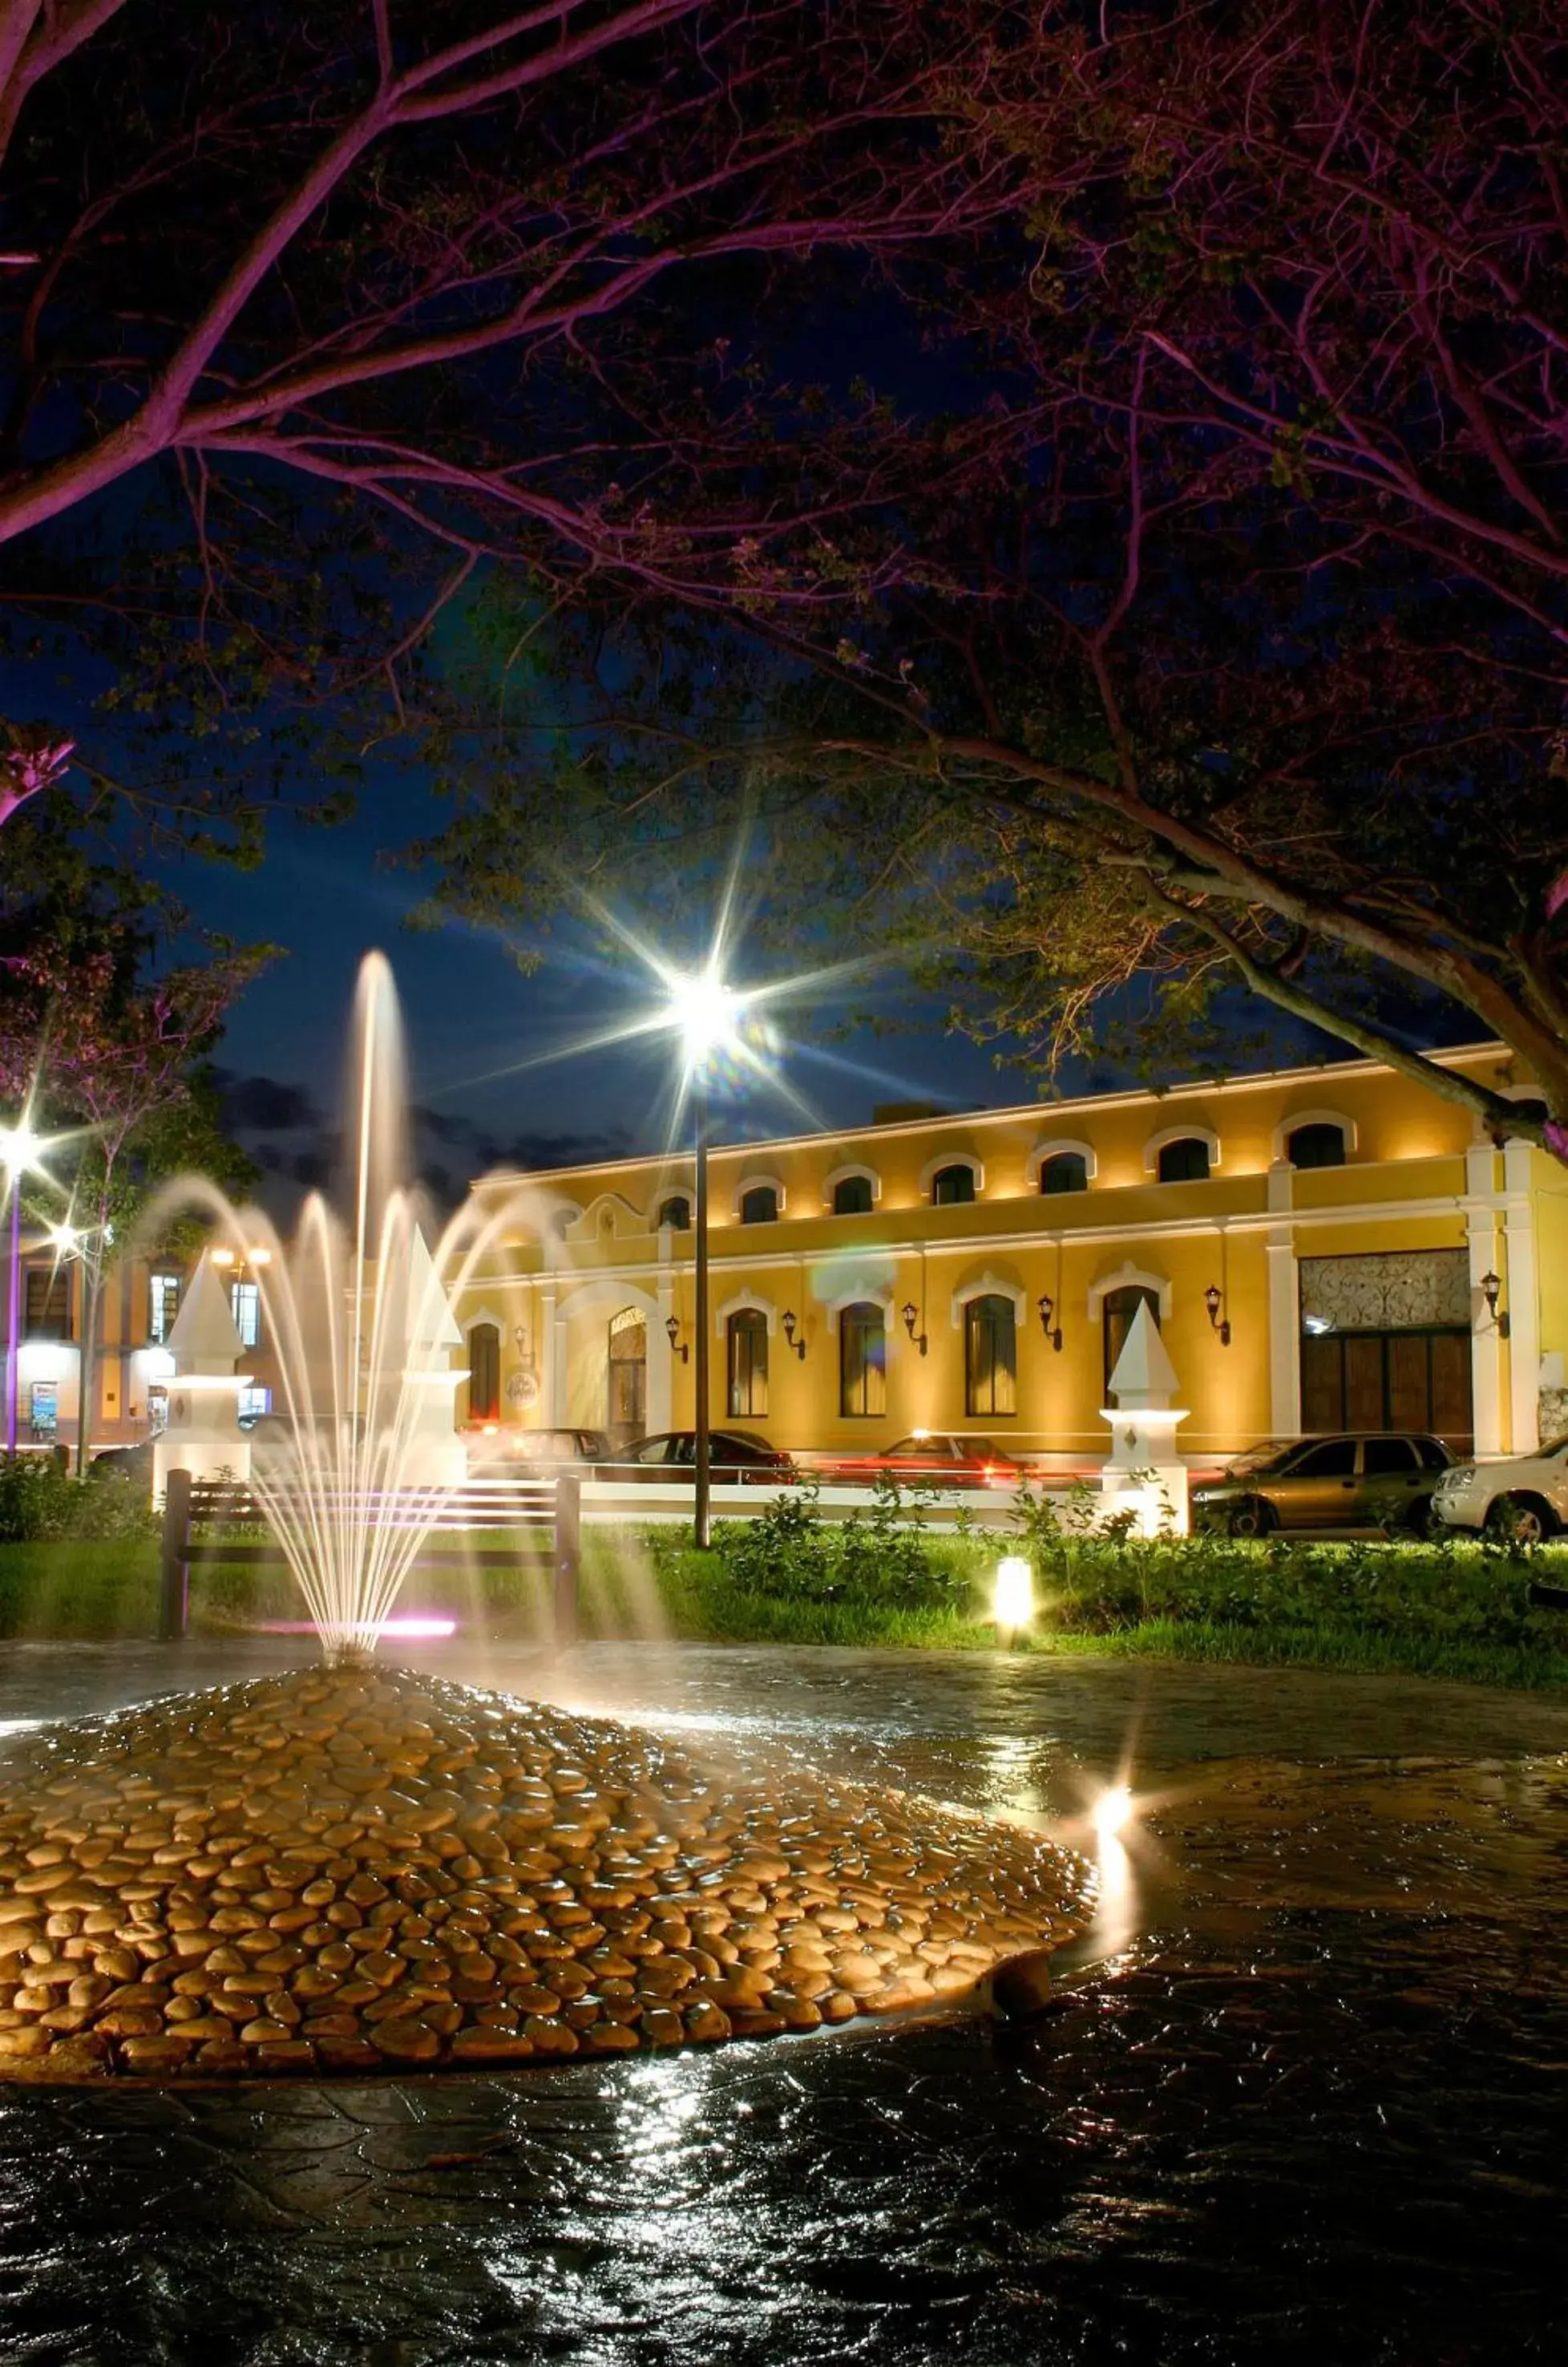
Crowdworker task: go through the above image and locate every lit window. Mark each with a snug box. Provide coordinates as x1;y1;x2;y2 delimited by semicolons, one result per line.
832;1175;874;1215
230;1280;261;1349
148;1272;181;1343
237;1385;272;1427
740;1185;779;1224
931;1163;976;1205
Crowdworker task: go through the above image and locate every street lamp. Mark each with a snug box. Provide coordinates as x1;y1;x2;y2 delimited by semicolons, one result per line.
661;967;742;1548
0;1122;46;1456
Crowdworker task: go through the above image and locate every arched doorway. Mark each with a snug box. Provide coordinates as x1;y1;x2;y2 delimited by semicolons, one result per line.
607;1306;647;1435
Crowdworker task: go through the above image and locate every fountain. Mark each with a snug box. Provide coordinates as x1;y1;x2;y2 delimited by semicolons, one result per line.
0;956;1093;2081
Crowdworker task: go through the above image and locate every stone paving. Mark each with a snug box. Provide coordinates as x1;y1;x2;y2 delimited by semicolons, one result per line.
0;1665;1090;2078
0;1639;1563;2365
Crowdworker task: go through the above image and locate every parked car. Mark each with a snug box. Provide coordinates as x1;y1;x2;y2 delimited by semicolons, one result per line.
466;1426;610;1474
604;1430;798;1484
90;1442;152;1483
817;1433;1022;1491
1190;1432;1453;1536
1431;1434;1568;1542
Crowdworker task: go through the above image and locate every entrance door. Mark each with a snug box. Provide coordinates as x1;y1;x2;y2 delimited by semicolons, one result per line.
607;1308;647;1434
1299;1327;1472;1444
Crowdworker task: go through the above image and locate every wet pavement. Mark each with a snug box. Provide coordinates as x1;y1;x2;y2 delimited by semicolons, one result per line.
0;1638;1565;2365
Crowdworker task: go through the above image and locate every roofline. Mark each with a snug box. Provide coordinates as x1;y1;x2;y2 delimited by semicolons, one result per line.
469;1040;1510;1196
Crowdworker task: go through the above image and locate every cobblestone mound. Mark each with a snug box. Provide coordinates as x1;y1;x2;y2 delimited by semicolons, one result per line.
0;1666;1093;2079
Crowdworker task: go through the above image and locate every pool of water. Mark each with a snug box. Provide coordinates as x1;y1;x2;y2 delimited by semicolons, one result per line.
0;1640;1564;2365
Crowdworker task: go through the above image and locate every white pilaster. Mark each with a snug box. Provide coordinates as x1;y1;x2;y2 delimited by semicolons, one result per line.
1503;1141;1541;1455
1267;1230;1300;1438
1465;1144;1503;1455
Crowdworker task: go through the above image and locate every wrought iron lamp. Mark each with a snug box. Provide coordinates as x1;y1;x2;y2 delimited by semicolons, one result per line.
780;1309;806;1362
665;1313;689;1366
901;1301;927;1357
1480;1270;1510;1339
1037;1292;1062;1353
1204;1283;1232;1346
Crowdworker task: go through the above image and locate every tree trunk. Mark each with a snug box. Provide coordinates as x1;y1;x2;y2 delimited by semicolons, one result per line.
74;1262;98;1478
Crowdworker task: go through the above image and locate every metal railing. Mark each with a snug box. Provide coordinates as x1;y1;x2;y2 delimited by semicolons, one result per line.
158;1467;580;1645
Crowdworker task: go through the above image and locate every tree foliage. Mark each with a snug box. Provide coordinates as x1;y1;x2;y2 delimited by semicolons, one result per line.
418;0;1568;1150
0;0;1014;848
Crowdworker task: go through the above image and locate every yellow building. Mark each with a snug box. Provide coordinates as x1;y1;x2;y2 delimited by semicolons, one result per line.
455;1042;1568;1469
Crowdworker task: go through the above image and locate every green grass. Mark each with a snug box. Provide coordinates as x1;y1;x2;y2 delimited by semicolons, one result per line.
0;1523;1564;1695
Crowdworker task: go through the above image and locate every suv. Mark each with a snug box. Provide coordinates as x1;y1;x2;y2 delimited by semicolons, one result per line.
1191;1432;1453;1536
1431;1434;1568;1543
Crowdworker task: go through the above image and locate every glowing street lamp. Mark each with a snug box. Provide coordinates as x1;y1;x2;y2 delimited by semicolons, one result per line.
0;1122;47;1457
657;967;745;1549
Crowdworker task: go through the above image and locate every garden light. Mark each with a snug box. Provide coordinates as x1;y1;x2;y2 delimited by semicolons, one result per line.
992;1553;1034;1634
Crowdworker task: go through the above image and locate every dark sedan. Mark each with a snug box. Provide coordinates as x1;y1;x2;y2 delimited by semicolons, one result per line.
606;1430;798;1484
1191;1432;1453;1536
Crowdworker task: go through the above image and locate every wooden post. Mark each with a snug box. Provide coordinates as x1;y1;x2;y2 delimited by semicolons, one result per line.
554;1471;580;1649
159;1465;192;1641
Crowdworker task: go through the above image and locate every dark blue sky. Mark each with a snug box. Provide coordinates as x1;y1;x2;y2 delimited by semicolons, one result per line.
162;766;1079;1204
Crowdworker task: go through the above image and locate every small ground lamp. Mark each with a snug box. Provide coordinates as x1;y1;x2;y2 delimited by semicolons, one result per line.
992;1553;1034;1646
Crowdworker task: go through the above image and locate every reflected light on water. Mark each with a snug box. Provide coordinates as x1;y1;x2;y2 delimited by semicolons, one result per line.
1093;1783;1134;1840
1085;1829;1138;1959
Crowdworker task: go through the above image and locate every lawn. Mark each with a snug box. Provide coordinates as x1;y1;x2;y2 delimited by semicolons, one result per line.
0;1507;1564;1693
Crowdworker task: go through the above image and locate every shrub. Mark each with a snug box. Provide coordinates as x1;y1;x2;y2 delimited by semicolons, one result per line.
0;1455;156;1544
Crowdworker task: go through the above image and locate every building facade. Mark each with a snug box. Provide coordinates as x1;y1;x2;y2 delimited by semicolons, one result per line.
3;1245;281;1457
455;1045;1568;1468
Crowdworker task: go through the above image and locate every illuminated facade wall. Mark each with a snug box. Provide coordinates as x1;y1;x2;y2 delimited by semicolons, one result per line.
459;1044;1567;1466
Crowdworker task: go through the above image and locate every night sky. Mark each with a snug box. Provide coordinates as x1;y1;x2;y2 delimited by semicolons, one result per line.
160;765;1087;1210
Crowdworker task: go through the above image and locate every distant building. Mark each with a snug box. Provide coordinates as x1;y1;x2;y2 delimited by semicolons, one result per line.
455;1043;1567;1467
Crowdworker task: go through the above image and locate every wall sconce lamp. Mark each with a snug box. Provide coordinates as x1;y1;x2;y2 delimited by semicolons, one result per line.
780;1309;806;1361
1480;1270;1511;1338
901;1301;927;1357
1037;1292;1062;1353
665;1314;689;1366
1204;1284;1232;1347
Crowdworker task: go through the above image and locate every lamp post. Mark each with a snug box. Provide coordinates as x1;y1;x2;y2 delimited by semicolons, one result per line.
661;969;739;1551
0;1123;45;1457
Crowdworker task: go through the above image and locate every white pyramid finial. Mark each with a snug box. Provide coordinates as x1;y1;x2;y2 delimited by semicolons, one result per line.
404;1225;463;1354
165;1254;246;1370
1106;1299;1181;1408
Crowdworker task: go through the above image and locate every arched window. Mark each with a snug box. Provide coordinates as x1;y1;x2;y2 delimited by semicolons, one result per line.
740;1185;779;1224
468;1322;501;1422
1041;1151;1088;1196
727;1309;769;1418
964;1294;1016;1418
1156;1136;1211;1183
1103;1285;1161;1403
657;1195;691;1230
839;1302;887;1417
607;1307;647;1431
832;1174;874;1216
931;1163;976;1206
1287;1122;1346;1170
